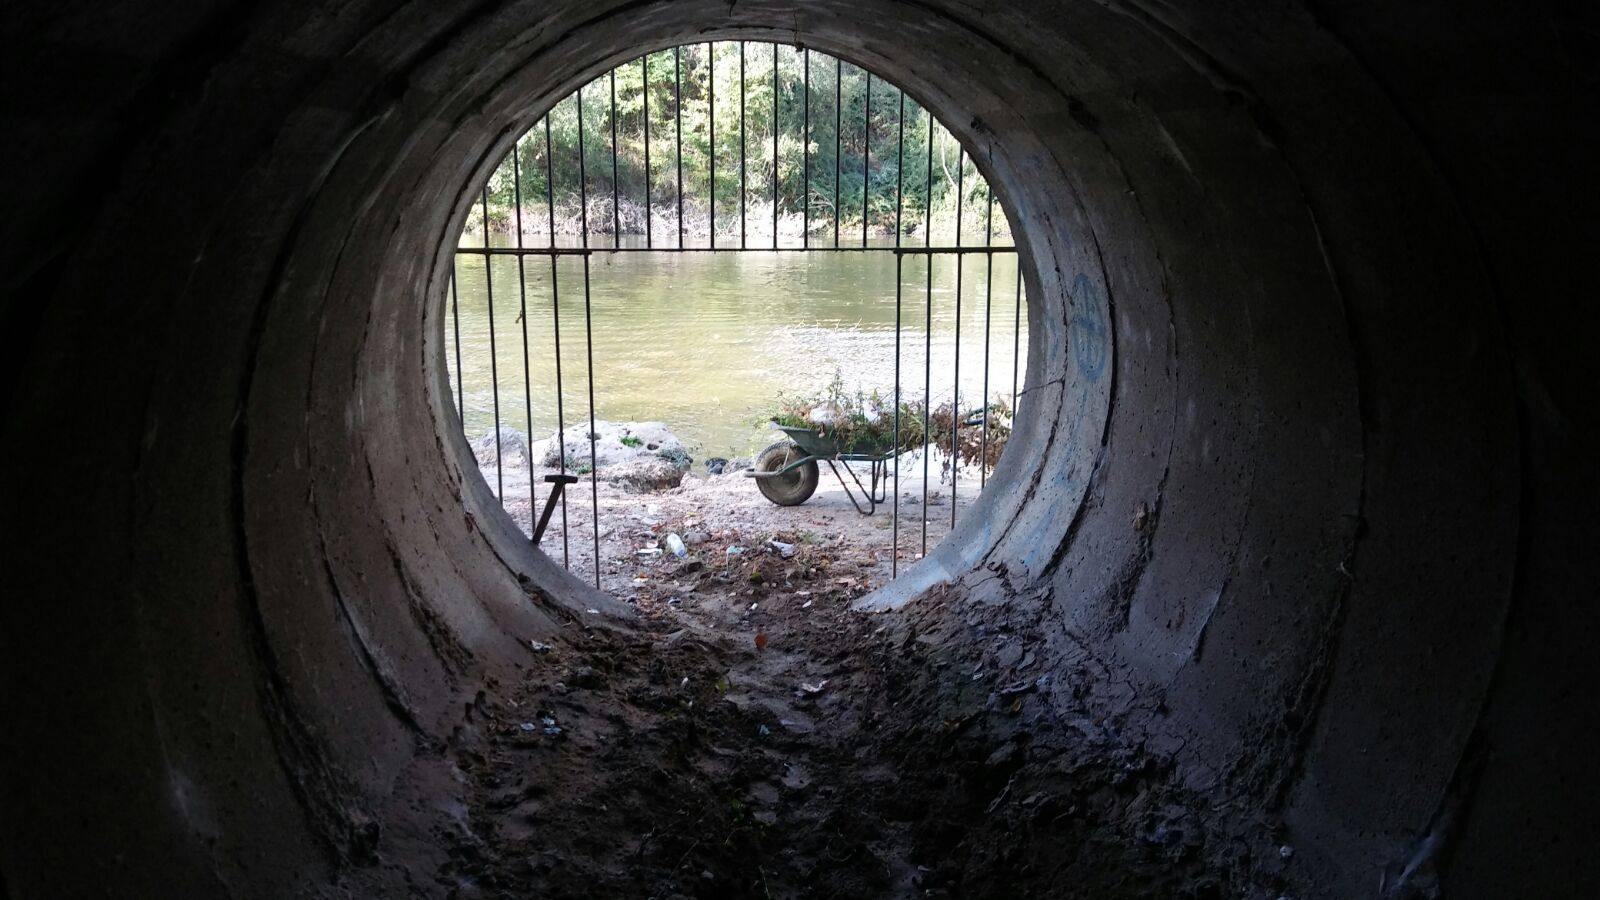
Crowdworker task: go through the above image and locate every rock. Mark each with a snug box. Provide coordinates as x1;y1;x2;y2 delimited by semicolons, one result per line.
607;457;686;492
472;427;530;468
726;456;752;473
705;457;728;475
655;446;693;471
537;421;686;469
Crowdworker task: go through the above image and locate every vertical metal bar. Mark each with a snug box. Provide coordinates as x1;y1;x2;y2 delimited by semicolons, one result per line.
925;109;934;247
578;86;589;245
981;186;995;489
582;254;601;590
772;42;779;249
921;120;934;555
512;137;537;524
451;271;464;421
895;90;905;246
862;72;871;247
833;56;842;247
480;188;504;501
892;85;905;572
1013;264;1022;410
739;41;746;250
610;69;620;245
675;46;684;249
892;252;903;577
708;42;716;248
642;54;652;249
544;113;566;560
922;250;933;557
802;49;810;249
951;150;964;529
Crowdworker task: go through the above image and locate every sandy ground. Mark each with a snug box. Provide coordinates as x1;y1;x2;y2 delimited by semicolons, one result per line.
480;450;983;597
432;452;1282;898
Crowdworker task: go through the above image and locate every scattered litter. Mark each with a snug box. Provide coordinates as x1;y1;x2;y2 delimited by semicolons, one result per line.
1278;845;1294;860
767;539;796;558
749;602;759;611
680;676;690;688
586;608;600;614
541;716;557;726
544;724;563;735
519;722;536;732
665;533;688;558
754;632;769;650
529;640;553;653
636;547;663;559
757;724;771;736
726;545;746;557
801;600;813;609
799;680;829;694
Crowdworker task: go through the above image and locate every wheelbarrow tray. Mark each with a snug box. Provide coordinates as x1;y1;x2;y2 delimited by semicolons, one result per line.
769;425;895;463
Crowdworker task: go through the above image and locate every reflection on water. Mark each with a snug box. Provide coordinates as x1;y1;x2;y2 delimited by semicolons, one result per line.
447;237;1027;457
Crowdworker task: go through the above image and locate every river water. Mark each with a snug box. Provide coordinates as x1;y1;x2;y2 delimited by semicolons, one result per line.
447;236;1027;458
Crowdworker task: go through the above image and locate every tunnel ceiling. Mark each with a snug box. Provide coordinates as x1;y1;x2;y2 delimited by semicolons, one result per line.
1;1;1595;897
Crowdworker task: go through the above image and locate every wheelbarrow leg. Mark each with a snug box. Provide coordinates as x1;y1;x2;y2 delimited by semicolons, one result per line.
826;459;878;516
532;473;579;544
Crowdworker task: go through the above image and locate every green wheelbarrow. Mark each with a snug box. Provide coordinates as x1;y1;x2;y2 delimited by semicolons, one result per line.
745;425;895;515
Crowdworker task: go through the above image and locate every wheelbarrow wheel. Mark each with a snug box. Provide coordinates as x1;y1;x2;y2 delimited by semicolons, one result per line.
753;440;819;506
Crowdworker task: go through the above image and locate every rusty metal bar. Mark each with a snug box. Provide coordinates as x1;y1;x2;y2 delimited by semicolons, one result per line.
862;72;871;247
981;186;994;490
833;55;842;247
450;273;463;420
951;146;964;529
581;252;601;590
739;40;746;249
895;88;905;245
708;42;716;248
480;187;503;499
772;42;779;249
642;54;652;248
802;49;810;249
512;136;537;520
609;69;620;245
1013;264;1022;411
892;251;903;577
675;46;684;249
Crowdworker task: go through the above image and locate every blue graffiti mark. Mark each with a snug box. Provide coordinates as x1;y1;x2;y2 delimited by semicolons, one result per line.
1068;273;1108;382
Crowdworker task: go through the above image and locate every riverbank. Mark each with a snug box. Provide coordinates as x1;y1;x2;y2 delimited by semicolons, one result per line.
478;438;978;600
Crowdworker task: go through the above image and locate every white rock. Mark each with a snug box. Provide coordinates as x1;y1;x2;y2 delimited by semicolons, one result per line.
538;420;687;468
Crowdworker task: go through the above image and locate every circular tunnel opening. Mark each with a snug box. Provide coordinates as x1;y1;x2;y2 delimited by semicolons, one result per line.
437;41;1044;607
4;0;1570;896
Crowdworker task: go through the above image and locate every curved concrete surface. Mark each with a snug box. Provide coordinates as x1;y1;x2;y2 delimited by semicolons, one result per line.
2;1;1594;896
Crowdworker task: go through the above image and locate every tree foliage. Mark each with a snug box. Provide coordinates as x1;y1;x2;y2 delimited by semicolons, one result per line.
466;43;1009;243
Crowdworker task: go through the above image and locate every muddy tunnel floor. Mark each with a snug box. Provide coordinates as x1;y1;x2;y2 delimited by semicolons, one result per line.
433;547;1291;899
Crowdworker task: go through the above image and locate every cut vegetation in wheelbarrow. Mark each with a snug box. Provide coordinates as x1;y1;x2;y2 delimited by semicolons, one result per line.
749;374;1013;514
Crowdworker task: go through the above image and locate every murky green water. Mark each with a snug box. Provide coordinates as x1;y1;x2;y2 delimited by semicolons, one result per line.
447;236;1027;457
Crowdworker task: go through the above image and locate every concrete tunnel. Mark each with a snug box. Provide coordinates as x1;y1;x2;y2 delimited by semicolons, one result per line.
2;0;1595;896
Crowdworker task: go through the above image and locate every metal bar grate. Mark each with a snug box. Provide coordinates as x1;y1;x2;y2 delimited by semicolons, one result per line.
446;43;1030;591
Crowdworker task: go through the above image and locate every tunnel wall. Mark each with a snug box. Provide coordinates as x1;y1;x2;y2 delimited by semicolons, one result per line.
2;1;1594;897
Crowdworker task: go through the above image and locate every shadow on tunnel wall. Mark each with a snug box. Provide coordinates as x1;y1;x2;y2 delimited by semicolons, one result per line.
1;0;1595;896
